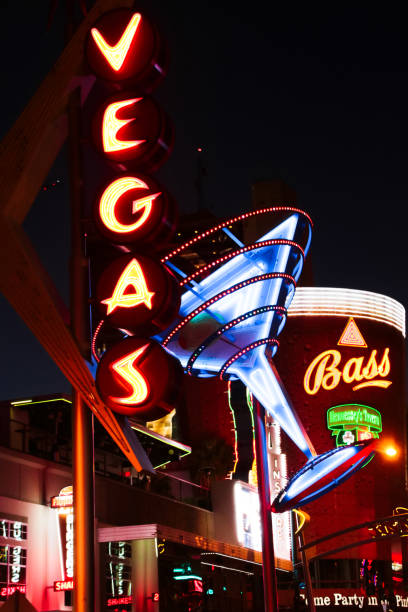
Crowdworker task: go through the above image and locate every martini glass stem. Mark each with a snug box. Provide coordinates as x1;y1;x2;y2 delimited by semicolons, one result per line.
254;397;279;612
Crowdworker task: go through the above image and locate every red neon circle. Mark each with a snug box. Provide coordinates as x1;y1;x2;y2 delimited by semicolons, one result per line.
96;337;182;420
92;93;174;170
94;174;177;246
86;9;167;88
96;253;180;334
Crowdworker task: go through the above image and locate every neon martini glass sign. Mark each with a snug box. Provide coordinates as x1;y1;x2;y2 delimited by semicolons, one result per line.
159;207;378;511
161;208;314;459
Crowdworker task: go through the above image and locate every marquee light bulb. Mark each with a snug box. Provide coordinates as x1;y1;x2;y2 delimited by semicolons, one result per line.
385;446;398;457
102;98;145;153
99;176;160;234
91;12;142;72
110;345;149;405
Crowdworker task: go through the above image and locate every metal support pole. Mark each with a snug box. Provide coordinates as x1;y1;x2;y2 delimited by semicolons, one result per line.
295;516;316;612
253;398;279;612
68;86;96;612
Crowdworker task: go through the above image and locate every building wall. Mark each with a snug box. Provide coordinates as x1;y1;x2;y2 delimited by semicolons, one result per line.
273;290;407;559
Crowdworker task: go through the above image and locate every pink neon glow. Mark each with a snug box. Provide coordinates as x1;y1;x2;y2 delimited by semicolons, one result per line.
91;13;142;72
92;320;104;363
102;98;145;153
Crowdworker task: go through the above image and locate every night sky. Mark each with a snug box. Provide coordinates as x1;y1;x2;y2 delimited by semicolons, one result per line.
1;2;407;399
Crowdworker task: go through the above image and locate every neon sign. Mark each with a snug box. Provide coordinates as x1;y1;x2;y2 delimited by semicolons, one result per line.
88;7;181;423
52;486;74;591
271;440;378;512
98;176;160;237
110;344;150;405
338;317;367;348
101;258;155;315
96;337;182;420
107;596;133;606
369;507;408;539
54;580;75;592
96;254;180;335
304;348;391;395
91;12;142;72
86;9;166;87
102;98;145;153
327;404;382;447
92;93;173;168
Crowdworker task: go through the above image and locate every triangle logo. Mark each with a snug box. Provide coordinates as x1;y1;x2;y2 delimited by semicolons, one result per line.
337;317;367;348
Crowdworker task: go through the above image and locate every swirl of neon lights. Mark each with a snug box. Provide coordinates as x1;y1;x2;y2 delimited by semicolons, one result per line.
161;206;313;264
186;306;286;375
158;208;314;458
179;239;304;287
162;273;295;348
219;338;280;380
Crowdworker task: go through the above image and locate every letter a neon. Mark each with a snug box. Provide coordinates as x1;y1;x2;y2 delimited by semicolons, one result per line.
91;13;142;72
110;345;149;405
102;258;155;314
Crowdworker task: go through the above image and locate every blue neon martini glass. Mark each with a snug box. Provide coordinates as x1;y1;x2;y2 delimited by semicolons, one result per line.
157;207;378;512
159;208;315;460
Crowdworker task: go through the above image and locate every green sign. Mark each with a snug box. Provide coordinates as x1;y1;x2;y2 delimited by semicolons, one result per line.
327;404;382;447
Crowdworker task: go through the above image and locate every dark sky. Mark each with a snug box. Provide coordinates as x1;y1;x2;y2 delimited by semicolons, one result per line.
1;2;407;399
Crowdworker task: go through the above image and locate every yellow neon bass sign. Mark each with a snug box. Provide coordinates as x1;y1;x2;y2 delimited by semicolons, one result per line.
303;319;392;395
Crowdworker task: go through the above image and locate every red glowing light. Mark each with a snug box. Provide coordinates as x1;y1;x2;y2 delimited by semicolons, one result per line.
162;206;313;263
153;592;160;602
102;98;145;153
96;337;182;420
53;580;74;592
110;344;150;405
192;580;203;593
179;239;303;287
97;254;180;335
92;94;174;169
99;177;159;235
1;586;26;597
107;596;133;606
91;12;142;72
101;258;155;315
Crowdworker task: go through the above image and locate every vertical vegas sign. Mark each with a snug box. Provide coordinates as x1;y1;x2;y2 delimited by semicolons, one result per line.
86;8;181;421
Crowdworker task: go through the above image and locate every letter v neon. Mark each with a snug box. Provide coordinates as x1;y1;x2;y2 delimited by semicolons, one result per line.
91;13;141;72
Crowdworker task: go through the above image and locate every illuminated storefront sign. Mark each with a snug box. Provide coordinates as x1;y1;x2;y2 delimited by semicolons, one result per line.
233;481;291;561
107;595;133;606
304;319;392;395
54;580;74;592
0;519;27;602
304;347;391;395
299;592;408;608
327;404;382;447
369;507;408;539
52;486;74;592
